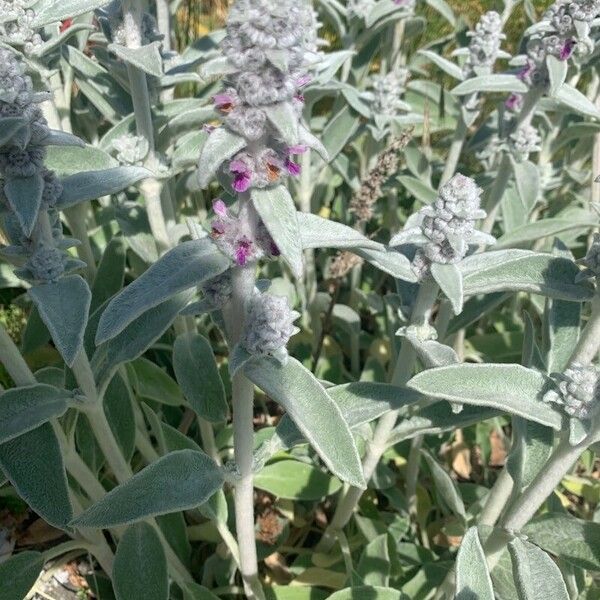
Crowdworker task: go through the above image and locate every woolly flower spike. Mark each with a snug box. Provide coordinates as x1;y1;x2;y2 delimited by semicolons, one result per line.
26;245;66;283
390;174;495;277
0;0;43;53
370;69;410;116
463;11;505;77
545;363;600;420
576;233;600;281
240;292;300;358
210;199;279;267
509;124;541;162
201;270;233;308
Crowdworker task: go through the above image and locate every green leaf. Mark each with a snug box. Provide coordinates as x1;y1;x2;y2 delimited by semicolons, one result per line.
421;449;466;520
0;551;44;600
45;145;118;176
397;175;437;204
508;537;569;600
173;333;229;422
254;460;342;500
418;50;463;80
546;55;568;98
197;127;246;188
0;384;69;444
452;74;528;96
460;250;593;302
113;523;168;600
0;116;28;146
32;0;111;25
183;583;222;600
296;213;384;252
91;237;126;312
96;239;228;343
243;356;365;488
495;220;590;250
72;450;224;528
0;423;72;529
252;186;303;278
455;527;494;600
109;42;163;77
357;534;391;586
3;173;44;236
555;84;600;119
431;262;463;314
523;513;600;571
57;167;150;209
130;357;184;406
510;159;539;213
104;372;136;461
353;247;418;283
92;292;193;389
265;101;299;145
544;297;580;374
29;275;91;367
322;105;360;161
408;364;562;429
329;587;407;600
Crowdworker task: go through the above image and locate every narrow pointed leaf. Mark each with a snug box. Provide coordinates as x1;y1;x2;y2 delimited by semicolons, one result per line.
0;551;44;600
72;450;224;527
265;101;299;145
197;127;246;188
113;523;168;600
3;173;44;236
96;239;228;343
29;275;91;367
452;74;528;96
243;356;366;488
455;527;494;599
109;42;163;77
422;450;466;519
408;364;562;429
431;262;463;314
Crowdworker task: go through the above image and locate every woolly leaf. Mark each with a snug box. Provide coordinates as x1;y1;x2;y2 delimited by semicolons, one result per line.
129;357;184;406
266;101;299;145
0;384;70;444
0;551;44;600
32;0;112;26
357;534;391;586
297;213;384;251
173;333;229;422
431;262;463;314
109;42;163;78
455;527;494;599
354;247;418;282
555;83;600;119
0;117;28;147
3;173;44;236
197;127;246;188
243;356;366;488
91;237;126;311
418;50;464;80
329;588;407;600
546;55;568;97
252;185;304;278
452;74;528;96
510;158;539;213
96;239;228;343
29;275;91;367
421;449;466;520
508;538;569;600
0;423;72;529
57;167;151;209
72;450;224;527
113;523;168;600
408;364;562;429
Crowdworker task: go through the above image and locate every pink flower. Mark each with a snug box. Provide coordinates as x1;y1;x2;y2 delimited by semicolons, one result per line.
287;145;308;155
213;199;227;217
517;61;535;83
296;74;312;88
505;93;522;111
234;238;253;265
559;39;576;61
230;159;253;193
284;158;301;176
213;92;236;113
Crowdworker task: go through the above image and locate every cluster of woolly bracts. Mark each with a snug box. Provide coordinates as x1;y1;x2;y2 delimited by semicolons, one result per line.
240;291;299;358
209;199;279;267
462;11;505;77
0;48;81;284
508;123;542;162
367;69;410;117
390;174;495;278
208;0;318;192
519;0;600;88
0;0;43;53
545;363;600;421
97;0;163;46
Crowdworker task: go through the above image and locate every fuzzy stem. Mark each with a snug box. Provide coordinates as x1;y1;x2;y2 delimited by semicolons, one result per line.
569;292;600;365
478;467;514;526
198;417;222;466
440;118;468;186
0;324;36;386
317;279;439;551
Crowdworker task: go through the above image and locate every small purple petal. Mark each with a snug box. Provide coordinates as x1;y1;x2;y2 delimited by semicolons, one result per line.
560;39;575;61
287;144;308;155
233;173;251;193
235;239;252;265
296;74;312;88
230;159;251;175
213;199;227;216
285;158;301;176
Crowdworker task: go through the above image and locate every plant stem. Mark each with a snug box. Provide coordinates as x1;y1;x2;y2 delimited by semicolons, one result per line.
317;279;439;551
440;118;467;186
569;292;600;365
478;467;514;526
481;154;511;235
0;324;36;386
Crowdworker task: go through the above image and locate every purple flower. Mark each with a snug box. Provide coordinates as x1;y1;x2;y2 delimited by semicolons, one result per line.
230;159;253;193
559;39;576;60
283;145;307;177
296;74;312;88
234;238;253;265
517;61;535;83
505;93;523;111
213;198;228;217
213;92;236;113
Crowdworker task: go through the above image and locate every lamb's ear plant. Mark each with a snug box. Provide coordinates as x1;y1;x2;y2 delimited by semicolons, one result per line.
3;0;600;598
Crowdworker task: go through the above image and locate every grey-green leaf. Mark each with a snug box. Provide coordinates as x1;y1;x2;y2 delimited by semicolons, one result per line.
72;450;224;527
197;127;246;188
0;551;44;600
3;173;44;236
422;449;466;520
96;239;228;343
252;186;303;278
113;523;168;600
0;384;69;444
431;262;463;314
408;364;562;429
455;527;494;600
508;537;569;600
173;333;229;422
265;101;299;145
243;356;366;488
452;74;528;96
32;0;111;26
109;42;164;77
29;275;91;367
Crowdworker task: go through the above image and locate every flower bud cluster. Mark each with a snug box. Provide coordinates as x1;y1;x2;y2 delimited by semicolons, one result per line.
0;0;43;54
520;0;600;88
545;363;600;421
370;69;409;116
210;199;279;267
201;270;233;308
240;292;299;356
98;0;163;46
508;124;541;162
463;11;505;77
0;48;75;285
208;0;317;192
110;134;149;165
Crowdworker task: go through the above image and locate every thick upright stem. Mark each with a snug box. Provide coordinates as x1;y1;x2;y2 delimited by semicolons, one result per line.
478;467;514;526
440;118;467;186
317;279;439;551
